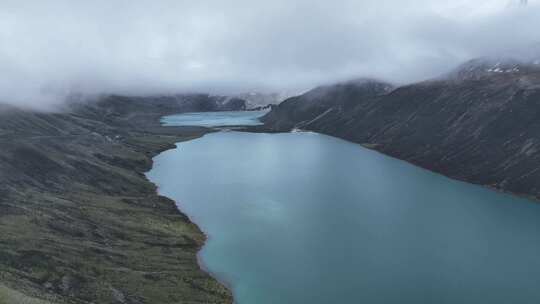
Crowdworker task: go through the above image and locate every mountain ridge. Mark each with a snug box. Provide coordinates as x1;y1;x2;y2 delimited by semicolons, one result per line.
261;57;540;200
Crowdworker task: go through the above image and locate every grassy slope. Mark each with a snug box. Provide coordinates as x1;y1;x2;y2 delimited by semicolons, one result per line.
0;99;235;303
0;285;52;304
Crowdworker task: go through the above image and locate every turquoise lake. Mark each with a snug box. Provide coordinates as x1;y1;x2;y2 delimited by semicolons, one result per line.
161;110;267;127
147;111;540;304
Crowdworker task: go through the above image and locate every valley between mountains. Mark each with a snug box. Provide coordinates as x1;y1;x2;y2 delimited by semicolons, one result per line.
2;56;540;303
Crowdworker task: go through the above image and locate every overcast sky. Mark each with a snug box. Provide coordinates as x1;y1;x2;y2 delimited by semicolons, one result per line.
0;0;539;108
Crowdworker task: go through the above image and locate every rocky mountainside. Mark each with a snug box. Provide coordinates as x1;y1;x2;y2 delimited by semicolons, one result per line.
0;95;245;304
263;79;394;130
235;91;298;110
262;59;540;200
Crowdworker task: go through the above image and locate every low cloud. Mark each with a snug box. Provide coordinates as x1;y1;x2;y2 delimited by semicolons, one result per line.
0;0;539;108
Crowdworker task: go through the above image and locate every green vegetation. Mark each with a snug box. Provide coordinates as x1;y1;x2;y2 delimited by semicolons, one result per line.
0;96;240;303
0;285;55;304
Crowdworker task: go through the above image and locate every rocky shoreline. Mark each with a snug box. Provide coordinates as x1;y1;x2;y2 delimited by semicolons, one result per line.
0;95;241;304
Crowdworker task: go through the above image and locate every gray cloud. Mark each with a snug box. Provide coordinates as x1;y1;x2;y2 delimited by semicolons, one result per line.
0;0;539;109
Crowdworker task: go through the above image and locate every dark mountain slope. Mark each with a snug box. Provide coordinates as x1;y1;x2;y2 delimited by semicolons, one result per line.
0;95;244;304
263;79;394;130
262;60;540;199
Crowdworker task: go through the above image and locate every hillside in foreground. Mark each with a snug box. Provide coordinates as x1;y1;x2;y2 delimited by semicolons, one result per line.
0;95;244;304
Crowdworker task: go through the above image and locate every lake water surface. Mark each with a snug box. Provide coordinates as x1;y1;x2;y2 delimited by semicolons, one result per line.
161;110;266;127
147;111;540;304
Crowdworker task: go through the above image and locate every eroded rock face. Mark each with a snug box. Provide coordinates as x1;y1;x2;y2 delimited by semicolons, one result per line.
0;95;241;304
262;60;540;199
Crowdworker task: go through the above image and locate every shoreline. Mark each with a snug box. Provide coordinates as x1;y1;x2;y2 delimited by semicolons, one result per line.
147;131;239;303
243;125;540;204
143;131;236;304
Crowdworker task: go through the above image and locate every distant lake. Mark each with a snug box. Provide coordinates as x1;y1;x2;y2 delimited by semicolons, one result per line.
147;111;540;304
161;110;267;127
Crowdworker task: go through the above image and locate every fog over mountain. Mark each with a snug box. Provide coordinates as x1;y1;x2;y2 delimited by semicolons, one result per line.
1;0;539;109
